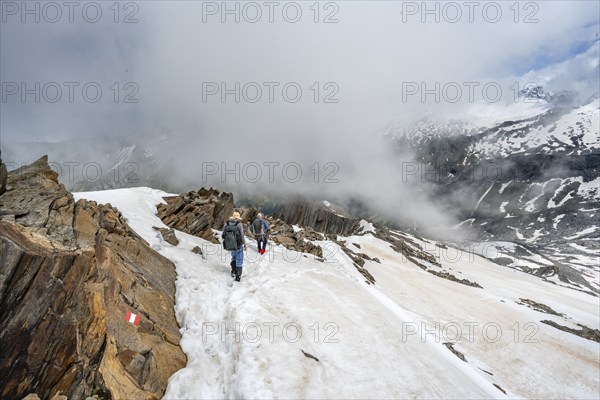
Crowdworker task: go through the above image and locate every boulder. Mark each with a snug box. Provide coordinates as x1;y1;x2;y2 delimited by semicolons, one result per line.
0;156;185;399
154;226;180;246
192;246;203;255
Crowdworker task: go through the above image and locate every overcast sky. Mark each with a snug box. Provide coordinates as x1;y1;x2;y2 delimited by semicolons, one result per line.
1;0;598;232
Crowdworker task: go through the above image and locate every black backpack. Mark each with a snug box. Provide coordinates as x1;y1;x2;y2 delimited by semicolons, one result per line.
223;221;242;250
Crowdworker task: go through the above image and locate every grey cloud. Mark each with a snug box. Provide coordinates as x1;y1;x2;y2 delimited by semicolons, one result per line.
1;0;598;236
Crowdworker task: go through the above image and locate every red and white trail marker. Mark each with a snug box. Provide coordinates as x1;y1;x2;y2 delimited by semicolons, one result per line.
126;311;141;326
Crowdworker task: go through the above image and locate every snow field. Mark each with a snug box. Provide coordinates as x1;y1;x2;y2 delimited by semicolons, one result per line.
75;188;600;399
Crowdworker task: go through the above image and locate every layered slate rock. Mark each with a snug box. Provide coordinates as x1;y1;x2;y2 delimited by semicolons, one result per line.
275;199;361;237
156;188;234;243
0;155;185;399
154;226;180;246
156;191;326;258
266;218;324;258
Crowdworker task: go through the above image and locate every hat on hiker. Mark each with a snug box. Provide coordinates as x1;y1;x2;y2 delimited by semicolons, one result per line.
257;213;263;218
231;211;242;220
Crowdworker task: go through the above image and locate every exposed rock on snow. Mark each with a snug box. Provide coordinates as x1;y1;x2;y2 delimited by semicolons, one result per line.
267;218;324;257
541;320;600;343
154;226;180;246
275;198;361;236
516;298;565;317
301;350;320;362
338;244;376;284
191;245;203;255
156;188;234;244
443;342;467;362
0;156;185;399
373;228;482;288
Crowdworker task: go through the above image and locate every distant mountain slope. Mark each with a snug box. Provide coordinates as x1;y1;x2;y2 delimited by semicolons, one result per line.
385;97;599;292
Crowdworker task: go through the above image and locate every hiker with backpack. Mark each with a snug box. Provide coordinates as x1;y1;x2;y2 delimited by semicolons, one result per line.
222;211;246;282
249;213;270;255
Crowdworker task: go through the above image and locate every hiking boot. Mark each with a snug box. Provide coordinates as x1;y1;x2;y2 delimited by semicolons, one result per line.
230;260;236;276
235;275;241;282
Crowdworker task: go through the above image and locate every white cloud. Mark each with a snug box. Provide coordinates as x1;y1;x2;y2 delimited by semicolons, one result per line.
1;0;598;234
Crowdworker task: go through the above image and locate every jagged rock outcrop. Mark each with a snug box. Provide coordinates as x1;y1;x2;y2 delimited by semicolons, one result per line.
156;191;326;258
374;229;441;270
275;199;361;237
157;188;234;243
0;156;185;399
267;218;324;258
338;244;376;284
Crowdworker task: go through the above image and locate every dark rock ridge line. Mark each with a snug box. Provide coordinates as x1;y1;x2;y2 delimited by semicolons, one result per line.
272;197;482;288
0;155;185;399
275;199;361;237
301;350;320;362
338;243;376;285
425;269;483;289
442;342;467;362
516;298;565;317
375;230;483;289
541;320;600;343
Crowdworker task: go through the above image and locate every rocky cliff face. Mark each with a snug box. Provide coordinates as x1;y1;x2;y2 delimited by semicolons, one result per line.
0;156;185;399
275;199;361;237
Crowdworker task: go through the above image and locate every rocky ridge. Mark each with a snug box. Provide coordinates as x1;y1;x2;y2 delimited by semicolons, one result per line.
155;190;326;258
0;156;185;399
156;188;234;244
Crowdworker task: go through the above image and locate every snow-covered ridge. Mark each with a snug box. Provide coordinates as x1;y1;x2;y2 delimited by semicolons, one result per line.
381;95;553;146
74;187;600;399
470;99;600;158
